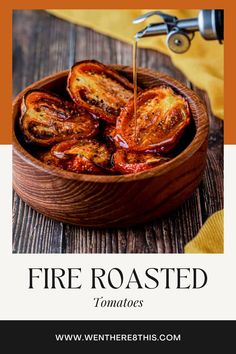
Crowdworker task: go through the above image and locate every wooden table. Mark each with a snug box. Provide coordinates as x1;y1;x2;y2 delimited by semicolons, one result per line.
12;10;223;253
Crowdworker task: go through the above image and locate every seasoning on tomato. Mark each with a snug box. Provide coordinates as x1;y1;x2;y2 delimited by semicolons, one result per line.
113;149;170;174
51;139;112;174
67;60;136;124
115;86;191;153
20;90;99;146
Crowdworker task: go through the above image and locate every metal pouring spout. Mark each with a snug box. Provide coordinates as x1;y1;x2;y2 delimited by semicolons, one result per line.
133;10;223;54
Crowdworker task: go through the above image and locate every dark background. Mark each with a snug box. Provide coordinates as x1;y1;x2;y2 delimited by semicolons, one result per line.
0;320;234;350
12;10;223;253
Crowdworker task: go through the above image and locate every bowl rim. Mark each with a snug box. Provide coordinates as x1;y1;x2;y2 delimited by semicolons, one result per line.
12;66;209;184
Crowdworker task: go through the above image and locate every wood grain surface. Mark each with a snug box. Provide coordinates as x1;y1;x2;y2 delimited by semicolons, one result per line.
12;10;223;253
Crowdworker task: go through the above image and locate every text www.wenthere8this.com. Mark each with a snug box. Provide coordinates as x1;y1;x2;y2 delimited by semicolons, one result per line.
55;333;181;342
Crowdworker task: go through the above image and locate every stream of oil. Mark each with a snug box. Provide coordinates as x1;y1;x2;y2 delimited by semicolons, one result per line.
133;38;139;142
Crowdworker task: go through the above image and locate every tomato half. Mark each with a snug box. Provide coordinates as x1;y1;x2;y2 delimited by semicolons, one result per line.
115;86;191;153
67;60;136;124
51;139;112;174
20;90;99;146
113;149;170;174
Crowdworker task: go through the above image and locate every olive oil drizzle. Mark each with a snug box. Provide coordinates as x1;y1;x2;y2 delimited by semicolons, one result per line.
133;38;139;142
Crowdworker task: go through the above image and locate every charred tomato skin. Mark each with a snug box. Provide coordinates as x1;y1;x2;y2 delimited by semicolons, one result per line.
113;149;170;174
67;60;139;124
20;89;99;147
49;138;112;174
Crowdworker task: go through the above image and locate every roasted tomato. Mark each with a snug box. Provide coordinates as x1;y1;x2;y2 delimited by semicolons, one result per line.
102;124;117;143
67;60;136;124
51;139;112;174
115;86;191;153
50;139;81;160
20;90;99;146
38;149;66;169
113;149;170;174
38;140;80;169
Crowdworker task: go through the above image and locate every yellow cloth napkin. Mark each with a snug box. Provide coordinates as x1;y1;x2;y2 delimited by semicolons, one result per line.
47;9;224;253
185;210;224;253
47;9;224;120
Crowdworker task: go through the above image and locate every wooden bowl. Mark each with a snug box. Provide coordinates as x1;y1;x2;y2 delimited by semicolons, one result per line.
12;66;209;228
